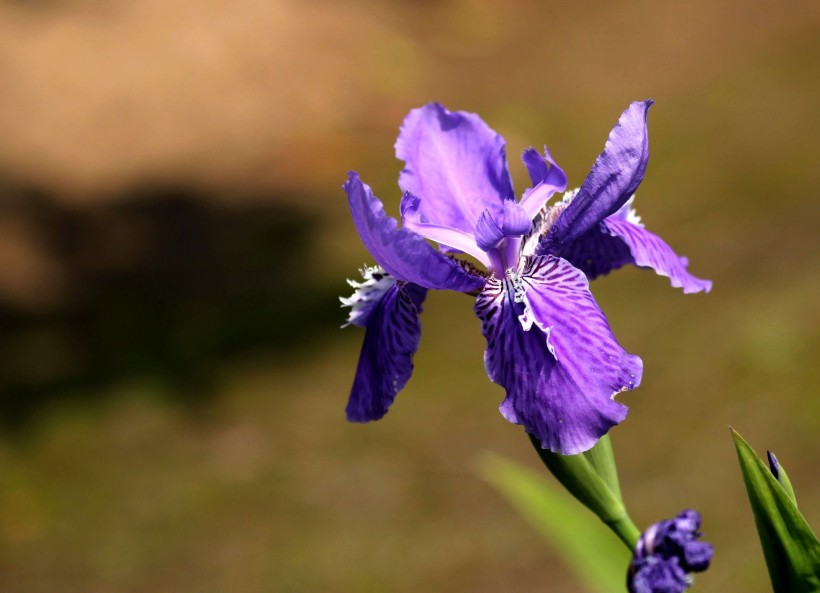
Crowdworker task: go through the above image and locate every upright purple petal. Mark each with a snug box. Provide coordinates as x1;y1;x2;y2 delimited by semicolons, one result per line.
475;209;506;252
396;103;514;236
345;172;485;293
519;147;568;220
347;282;427;422
474;255;642;454
474;201;531;252
603;217;712;293
539;101;652;255
500;200;532;236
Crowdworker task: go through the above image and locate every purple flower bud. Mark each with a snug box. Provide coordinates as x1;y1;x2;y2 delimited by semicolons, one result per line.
628;510;713;593
767;450;780;478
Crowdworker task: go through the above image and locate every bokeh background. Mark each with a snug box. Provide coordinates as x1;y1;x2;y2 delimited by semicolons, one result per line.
0;0;818;591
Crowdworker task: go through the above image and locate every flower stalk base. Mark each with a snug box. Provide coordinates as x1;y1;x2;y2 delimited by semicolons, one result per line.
528;433;640;550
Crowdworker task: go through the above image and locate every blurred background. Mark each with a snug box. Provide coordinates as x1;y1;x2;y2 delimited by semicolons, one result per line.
0;0;818;591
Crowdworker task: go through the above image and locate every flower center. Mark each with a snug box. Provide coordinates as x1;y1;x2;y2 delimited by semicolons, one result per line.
474;201;531;276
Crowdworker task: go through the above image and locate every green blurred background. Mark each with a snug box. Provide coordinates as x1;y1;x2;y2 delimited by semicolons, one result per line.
0;0;818;591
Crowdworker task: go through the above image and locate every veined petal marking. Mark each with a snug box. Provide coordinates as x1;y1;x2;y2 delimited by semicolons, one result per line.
474;255;641;454
340;265;396;327
346;281;427;422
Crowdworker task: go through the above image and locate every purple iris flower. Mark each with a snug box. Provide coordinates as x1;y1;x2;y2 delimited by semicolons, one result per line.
628;510;714;593
342;101;711;455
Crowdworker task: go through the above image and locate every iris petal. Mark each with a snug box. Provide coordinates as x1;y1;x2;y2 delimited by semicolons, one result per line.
501;200;532;236
475;209;505;252
396;103;514;237
560;196;712;293
347;282;426;422
540;100;652;254
603;217;713;294
474;255;642;455
401;191;491;265
558;222;635;280
345;172;485;293
519;147;568;221
474;202;533;253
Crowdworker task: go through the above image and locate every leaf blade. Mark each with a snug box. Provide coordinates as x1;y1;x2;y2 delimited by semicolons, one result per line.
732;429;820;593
478;453;630;593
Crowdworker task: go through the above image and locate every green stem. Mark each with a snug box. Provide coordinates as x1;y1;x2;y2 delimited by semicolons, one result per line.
528;434;641;552
604;514;641;550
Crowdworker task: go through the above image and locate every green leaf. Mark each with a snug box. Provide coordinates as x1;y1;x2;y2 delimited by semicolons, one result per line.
732;429;820;592
528;434;639;549
478;453;630;593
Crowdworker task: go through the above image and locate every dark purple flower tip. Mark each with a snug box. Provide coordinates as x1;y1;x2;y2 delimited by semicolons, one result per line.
629;510;713;593
767;450;780;478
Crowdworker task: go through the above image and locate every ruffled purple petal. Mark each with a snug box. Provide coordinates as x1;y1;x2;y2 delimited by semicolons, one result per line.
341;265;399;328
681;541;713;572
603;217;712;293
345;172;485;293
519;147;568;220
629;509;713;592
347;282;426;422
396;103;514;237
539;101;652;254
629;557;689;593
474;255;642;454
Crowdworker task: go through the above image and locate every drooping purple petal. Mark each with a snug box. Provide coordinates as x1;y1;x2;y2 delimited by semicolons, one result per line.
602;217;712;293
347;281;426;422
341;265;400;328
345;172;485;293
519;147;568;220
396;103;514;237
474;255;642;454
539;101;652;255
554;194;711;292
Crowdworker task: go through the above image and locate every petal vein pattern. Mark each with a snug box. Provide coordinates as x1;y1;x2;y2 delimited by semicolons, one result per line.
347;282;427;422
475;255;642;454
396;103;514;237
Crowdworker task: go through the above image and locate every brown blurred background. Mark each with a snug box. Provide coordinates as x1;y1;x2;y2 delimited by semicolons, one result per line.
0;0;818;591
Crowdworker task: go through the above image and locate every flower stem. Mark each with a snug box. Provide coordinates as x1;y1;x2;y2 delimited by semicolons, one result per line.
604;515;641;550
528;434;640;552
